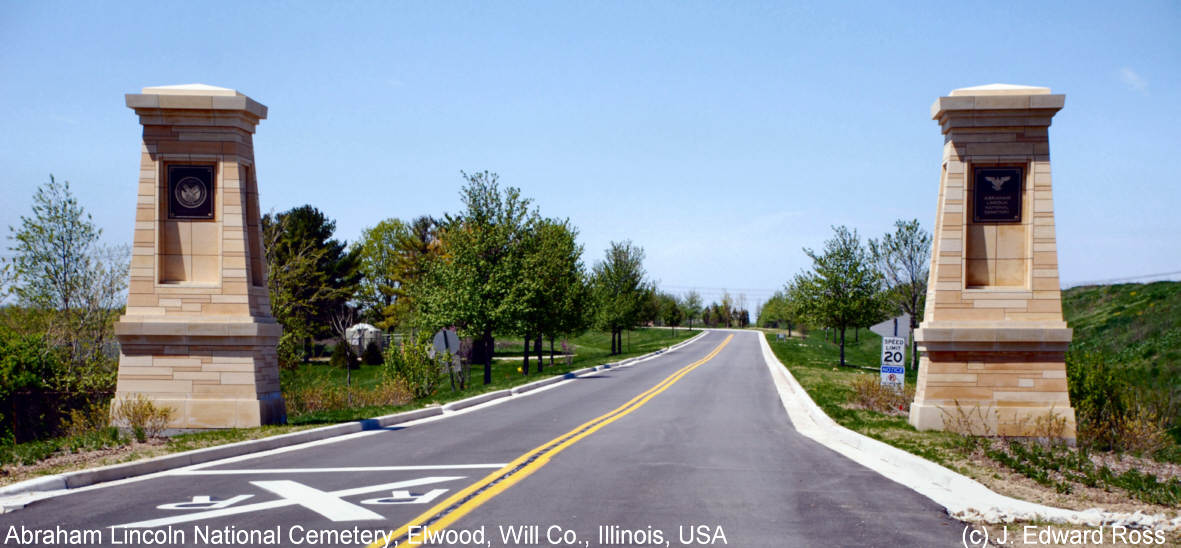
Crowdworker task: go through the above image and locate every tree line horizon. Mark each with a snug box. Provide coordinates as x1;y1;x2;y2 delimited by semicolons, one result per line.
263;170;757;388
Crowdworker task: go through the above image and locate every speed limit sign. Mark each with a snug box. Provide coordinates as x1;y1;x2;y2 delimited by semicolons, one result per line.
880;336;906;389
880;336;906;366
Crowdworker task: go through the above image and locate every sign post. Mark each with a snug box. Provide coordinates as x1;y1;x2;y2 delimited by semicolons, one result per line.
879;336;906;390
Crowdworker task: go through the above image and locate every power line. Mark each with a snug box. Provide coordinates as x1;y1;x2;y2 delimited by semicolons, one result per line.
1063;270;1181;288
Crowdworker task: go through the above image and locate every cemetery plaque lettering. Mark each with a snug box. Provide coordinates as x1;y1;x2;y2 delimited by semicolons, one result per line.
972;166;1022;223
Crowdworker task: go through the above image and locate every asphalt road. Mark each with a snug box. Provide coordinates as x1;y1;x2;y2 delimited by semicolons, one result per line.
0;330;964;547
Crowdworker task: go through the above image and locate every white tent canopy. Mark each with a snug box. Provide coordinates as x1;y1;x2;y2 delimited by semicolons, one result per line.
344;323;383;350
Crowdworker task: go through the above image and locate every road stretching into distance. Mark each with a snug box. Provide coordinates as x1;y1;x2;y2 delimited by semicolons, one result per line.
0;330;964;547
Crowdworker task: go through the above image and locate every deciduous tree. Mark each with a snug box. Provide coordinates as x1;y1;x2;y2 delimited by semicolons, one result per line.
869;219;931;369
416;171;537;385
512;218;586;374
354;219;408;330
682;290;702;331
792;226;885;367
591;241;651;355
5;175;127;384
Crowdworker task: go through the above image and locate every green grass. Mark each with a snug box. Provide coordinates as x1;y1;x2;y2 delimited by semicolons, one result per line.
766;327;1181;507
1063;281;1181;393
765;330;960;466
279;327;699;424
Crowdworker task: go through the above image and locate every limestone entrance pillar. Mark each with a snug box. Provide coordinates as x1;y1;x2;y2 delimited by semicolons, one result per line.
908;84;1076;439
113;84;285;428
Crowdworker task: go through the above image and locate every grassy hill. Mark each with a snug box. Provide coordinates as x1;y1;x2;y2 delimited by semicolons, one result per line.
1062;281;1181;390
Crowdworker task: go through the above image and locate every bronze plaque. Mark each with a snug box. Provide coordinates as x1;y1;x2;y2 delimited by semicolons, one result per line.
973;167;1022;223
167;165;214;219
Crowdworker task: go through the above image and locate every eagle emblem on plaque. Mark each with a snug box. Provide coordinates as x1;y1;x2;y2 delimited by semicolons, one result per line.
167;165;215;219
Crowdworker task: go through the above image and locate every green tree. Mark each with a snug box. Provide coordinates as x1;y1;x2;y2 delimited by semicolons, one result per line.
639;290;661;326
758;290;791;328
869;219;932;369
385;216;439;331
5;175;126;383
792;226;885;367
681;290;702;331
512;218;586;374
416;171;537;385
354;218;406;329
262;205;360;366
718;291;734;327
658;292;684;334
590;241;651;355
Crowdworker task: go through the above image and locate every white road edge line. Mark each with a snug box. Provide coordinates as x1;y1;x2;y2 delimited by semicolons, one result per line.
755;330;1180;529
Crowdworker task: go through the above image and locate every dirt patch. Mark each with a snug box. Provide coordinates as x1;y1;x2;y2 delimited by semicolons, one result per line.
1091;452;1181;482
0;440;170;487
948;441;1181;517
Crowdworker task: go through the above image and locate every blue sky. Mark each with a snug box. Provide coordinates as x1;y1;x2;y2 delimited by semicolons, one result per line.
2;1;1178;309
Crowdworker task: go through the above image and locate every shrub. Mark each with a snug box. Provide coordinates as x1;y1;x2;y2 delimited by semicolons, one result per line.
0;326;59;442
384;341;441;399
62;427;122;453
362;341;384;366
1066;351;1127;450
1115;405;1173;456
111;394;175;440
850;375;914;414
277;331;306;370
284;384;349;415
282;380;412;415
1066;351;1175;455
63;399;111;437
351;380;413;408
330;342;357;369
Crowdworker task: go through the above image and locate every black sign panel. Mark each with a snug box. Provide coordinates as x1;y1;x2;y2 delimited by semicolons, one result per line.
973;167;1023;223
167;165;214;220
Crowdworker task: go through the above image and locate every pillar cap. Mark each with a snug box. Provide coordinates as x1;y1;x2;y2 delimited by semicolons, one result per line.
949;83;1051;96
141;83;244;96
932;84;1063;121
126;83;266;120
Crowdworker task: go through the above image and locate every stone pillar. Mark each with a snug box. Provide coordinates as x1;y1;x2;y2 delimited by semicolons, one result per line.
113;84;285;428
908;84;1076;440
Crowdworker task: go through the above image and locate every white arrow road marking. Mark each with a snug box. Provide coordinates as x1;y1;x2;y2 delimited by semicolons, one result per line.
112;476;464;529
361;488;448;505
158;495;255;510
252;480;384;521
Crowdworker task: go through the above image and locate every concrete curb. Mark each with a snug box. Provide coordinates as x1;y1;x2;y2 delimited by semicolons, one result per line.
442;390;512;412
0;405;444;500
0;330;708;504
757;332;1181;531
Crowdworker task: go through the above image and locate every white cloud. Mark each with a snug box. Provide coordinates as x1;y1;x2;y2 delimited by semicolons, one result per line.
1119;67;1148;94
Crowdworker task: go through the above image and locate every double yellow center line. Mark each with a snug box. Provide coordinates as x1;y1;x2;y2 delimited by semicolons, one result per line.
368;334;733;548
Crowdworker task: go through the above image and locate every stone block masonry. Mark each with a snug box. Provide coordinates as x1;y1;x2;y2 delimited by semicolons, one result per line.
113;84;285;428
909;84;1076;439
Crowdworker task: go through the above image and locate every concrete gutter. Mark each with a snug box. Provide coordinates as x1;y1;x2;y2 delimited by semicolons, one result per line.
0;330;708;507
757;332;1181;531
